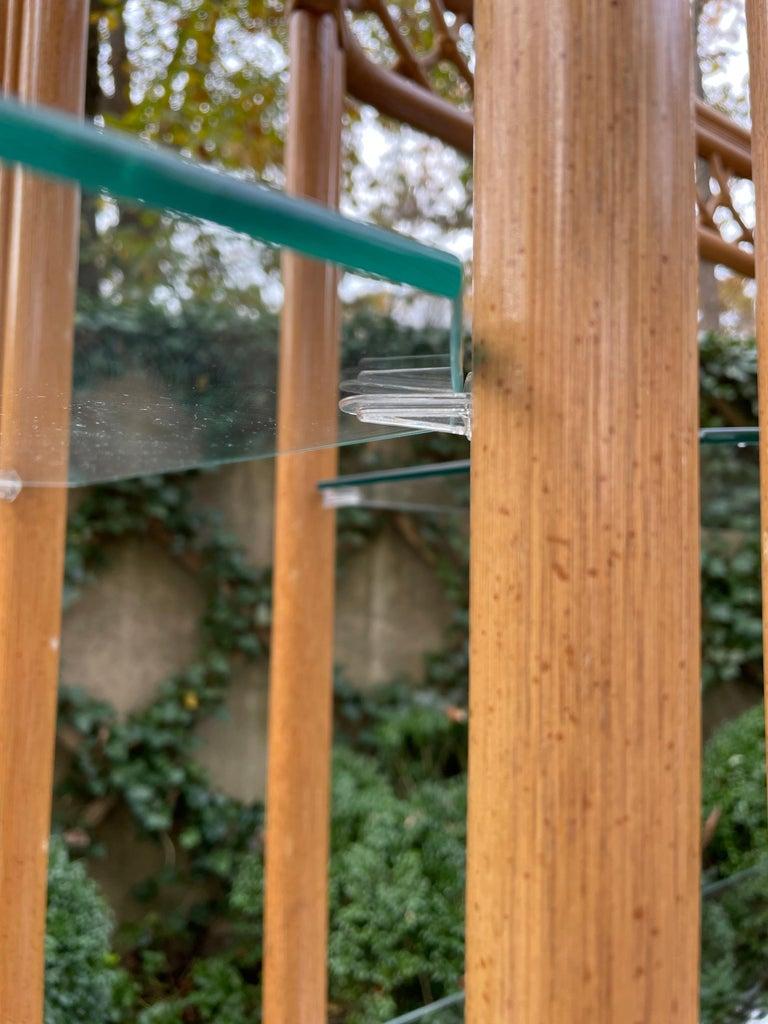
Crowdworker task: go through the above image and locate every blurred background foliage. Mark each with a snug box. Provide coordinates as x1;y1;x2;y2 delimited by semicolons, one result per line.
41;0;768;1022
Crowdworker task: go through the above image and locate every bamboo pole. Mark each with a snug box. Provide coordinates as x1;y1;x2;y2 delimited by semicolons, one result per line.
746;0;768;781
0;3;88;1022
466;2;701;1021
262;10;344;1023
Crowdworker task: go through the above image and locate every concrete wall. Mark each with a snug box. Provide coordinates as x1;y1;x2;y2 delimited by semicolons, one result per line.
59;457;456;812
57;454;760;917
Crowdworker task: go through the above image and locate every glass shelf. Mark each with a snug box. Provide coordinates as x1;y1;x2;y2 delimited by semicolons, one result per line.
701;432;760;532
383;992;465;1023
0;98;465;488
320;457;470;513
321;428;761;512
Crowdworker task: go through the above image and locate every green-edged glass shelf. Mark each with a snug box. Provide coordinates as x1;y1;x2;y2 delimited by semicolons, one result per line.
319;427;761;513
0;98;465;489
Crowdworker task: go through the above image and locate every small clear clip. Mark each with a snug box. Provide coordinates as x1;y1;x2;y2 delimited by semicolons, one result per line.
339;358;472;440
321;485;363;510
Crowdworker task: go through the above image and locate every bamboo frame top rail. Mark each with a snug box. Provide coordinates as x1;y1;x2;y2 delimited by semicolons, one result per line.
0;94;470;485
0;97;463;303
330;0;753;172
695;100;752;179
301;0;756;279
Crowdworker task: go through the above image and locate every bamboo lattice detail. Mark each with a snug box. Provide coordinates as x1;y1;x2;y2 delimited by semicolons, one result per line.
318;0;758;278
697;150;755;277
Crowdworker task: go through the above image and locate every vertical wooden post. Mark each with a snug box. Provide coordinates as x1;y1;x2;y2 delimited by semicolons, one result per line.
466;2;700;1021
745;1;768;764
263;9;344;1024
0;3;89;1022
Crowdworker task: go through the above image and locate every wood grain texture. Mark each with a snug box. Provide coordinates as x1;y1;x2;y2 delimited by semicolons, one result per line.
0;3;88;1022
262;11;344;1024
466;2;701;1021
745;0;768;797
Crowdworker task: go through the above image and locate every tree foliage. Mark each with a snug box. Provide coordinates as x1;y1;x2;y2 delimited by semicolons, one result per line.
88;0;286;170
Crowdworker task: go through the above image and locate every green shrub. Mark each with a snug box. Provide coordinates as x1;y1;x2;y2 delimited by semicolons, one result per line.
334;680;468;785
701;705;768;1023
231;742;466;1024
703;705;768;874
329;747;465;1023
699;333;758;428
701;538;763;693
701;875;768;1024
44;838;129;1024
134;959;259;1024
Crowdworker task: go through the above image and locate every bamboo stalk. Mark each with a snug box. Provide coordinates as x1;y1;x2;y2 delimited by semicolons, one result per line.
0;3;88;1022
262;10;345;1023
466;1;701;1019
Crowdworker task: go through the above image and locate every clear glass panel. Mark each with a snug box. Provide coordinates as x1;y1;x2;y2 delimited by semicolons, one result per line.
322;430;760;514
0;170;459;487
0;99;466;487
701;436;760;533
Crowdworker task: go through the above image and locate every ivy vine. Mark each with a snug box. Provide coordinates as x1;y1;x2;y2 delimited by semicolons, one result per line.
53;458;470;1022
57;475;271;928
